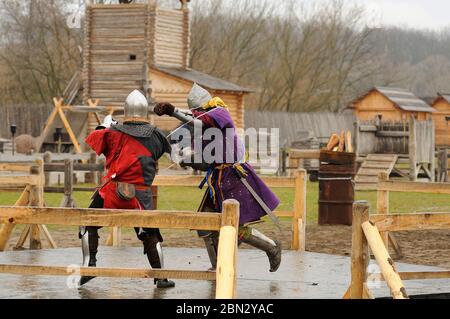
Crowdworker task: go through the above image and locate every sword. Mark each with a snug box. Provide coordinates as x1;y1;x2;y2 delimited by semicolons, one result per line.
233;165;281;230
165;107;221;138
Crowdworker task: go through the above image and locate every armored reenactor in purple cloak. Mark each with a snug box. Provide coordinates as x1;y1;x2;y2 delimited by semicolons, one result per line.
154;84;282;272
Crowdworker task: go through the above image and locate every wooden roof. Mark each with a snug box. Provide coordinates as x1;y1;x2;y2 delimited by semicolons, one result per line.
155;66;253;93
352;87;435;113
433;93;450;104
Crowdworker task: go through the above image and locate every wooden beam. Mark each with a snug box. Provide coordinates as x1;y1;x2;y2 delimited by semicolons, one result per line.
361;221;408;299
372;271;450;281
56;98;83;154
0;175;40;188
0;264;215;281
288;149;320;160
378;180;450;194
350;201;370;299
216;200;239;299
371;212;450;232
153;175;296;188
0;207;222;231
0;163;32;173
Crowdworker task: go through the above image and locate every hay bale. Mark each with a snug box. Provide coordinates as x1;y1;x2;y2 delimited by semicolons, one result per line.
15;134;37;155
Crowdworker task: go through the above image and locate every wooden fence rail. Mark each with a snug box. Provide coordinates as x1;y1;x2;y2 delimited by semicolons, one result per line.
377;172;450;253
346;201;450;299
1;161;307;251
0;199;240;299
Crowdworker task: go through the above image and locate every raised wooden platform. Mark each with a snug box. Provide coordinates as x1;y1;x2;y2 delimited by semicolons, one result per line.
0;247;448;299
356;154;398;190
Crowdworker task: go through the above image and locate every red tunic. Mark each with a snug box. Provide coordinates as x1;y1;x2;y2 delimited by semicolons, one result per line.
85;129;153;210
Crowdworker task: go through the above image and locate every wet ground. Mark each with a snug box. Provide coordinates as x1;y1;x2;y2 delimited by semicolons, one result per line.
0;247;449;299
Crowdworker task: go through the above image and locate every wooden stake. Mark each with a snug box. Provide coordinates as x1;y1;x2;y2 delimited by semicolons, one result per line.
361;221;408;299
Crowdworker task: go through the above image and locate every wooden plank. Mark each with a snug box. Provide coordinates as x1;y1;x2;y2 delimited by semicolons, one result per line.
0;264;215;281
361;221;408;299
289;149;320;160
366;154;398;162
361;162;392;169
355;176;379;183
371;212;450;232
153;175;296;188
0;207;222;231
0;175;39;188
378;180;450;194
358;168;386;176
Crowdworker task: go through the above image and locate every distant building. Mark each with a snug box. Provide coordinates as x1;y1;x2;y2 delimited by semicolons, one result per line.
348;87;435;122
81;1;251;132
432;93;450;147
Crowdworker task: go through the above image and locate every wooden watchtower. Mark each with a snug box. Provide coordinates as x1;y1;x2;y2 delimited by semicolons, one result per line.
82;0;251;131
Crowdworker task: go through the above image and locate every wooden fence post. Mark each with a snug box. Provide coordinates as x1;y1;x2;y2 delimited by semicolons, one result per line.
361;221;408;299
60;159;74;208
86;152;96;184
29;158;44;250
292;169;306;251
437;149;448;182
216;199;240;299
350;201;370;299
377;172;389;248
43;151;51;186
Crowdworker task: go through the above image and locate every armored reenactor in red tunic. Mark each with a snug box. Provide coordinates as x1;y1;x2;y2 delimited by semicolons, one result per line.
79;90;175;288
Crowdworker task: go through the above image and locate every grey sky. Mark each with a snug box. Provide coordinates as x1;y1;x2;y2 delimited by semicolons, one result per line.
313;0;450;30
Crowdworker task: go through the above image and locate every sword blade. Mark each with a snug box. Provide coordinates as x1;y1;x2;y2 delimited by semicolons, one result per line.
238;177;281;229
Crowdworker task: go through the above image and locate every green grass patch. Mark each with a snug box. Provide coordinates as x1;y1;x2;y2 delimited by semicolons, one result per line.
1;182;449;225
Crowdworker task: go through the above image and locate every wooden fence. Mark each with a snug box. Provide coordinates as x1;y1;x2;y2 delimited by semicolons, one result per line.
0;159;56;251
0;199;240;299
0;158;307;251
345;201;450;299
376;172;450;254
0;104;52;139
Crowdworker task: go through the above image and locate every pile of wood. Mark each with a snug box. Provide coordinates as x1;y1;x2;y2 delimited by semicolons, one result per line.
325;131;353;153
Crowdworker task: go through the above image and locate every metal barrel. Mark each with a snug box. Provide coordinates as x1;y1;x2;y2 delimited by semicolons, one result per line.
318;150;356;226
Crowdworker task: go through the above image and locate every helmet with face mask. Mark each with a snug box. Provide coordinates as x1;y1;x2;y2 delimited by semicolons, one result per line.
187;83;212;110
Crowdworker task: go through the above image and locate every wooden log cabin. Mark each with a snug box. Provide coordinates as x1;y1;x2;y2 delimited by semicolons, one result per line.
431;93;450;147
82;0;251;132
349;87;435;122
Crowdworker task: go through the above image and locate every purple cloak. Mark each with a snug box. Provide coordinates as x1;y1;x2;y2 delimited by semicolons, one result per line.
194;107;280;225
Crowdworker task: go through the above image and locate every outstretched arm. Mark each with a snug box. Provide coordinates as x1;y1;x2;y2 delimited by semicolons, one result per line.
153;103;203;127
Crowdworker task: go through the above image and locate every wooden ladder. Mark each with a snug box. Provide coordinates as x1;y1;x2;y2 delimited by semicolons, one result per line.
355;154;398;191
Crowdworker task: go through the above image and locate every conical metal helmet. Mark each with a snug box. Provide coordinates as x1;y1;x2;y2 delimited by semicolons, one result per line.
124;89;149;123
187;83;212;109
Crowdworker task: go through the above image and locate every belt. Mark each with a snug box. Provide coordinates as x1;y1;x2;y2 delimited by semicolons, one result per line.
134;185;152;191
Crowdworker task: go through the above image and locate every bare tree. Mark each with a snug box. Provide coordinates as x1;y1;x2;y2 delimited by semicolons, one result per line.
0;0;82;104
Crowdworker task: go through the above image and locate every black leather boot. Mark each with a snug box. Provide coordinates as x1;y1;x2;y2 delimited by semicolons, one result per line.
143;235;175;289
79;230;99;286
198;230;219;271
241;228;282;272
